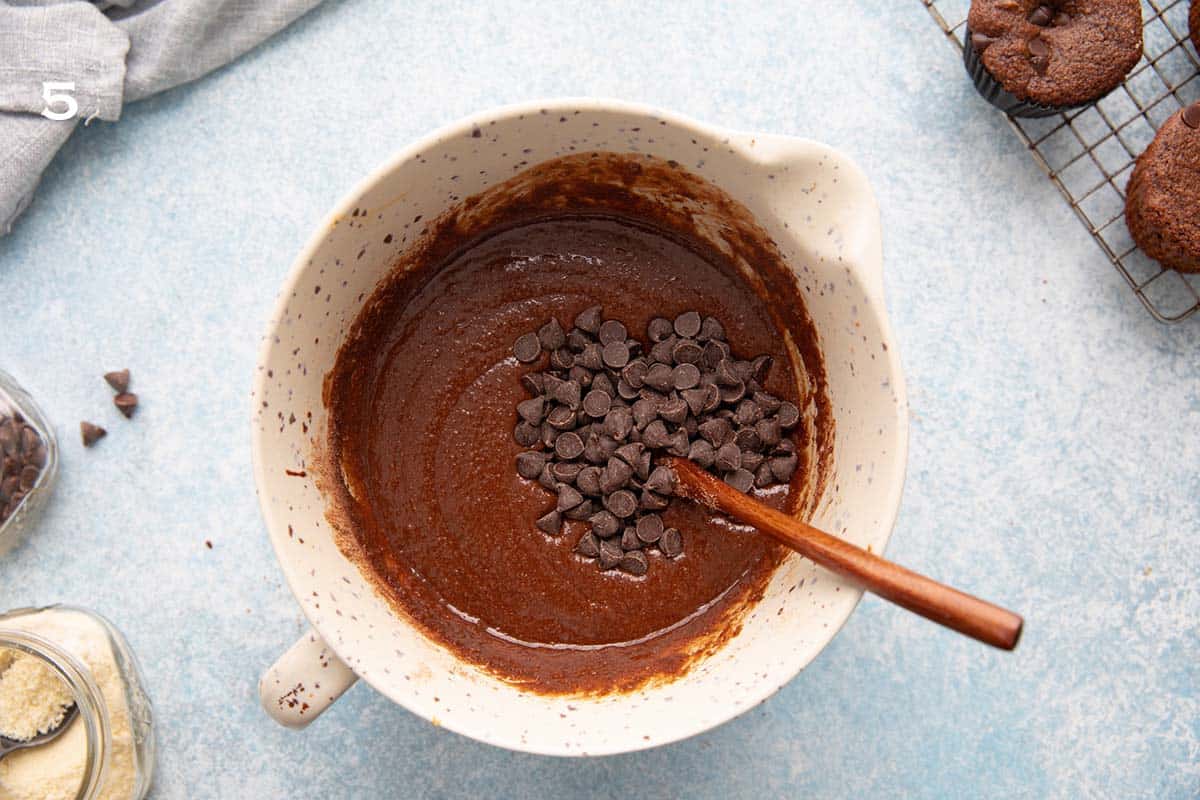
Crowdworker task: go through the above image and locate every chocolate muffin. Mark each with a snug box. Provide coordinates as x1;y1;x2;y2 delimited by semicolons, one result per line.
1125;102;1200;273
965;0;1143;117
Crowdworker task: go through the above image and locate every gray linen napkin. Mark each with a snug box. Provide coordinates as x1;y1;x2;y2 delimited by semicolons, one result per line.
0;0;323;235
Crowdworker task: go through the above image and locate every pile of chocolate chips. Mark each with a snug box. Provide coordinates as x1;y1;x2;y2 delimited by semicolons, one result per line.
512;306;800;576
0;410;48;523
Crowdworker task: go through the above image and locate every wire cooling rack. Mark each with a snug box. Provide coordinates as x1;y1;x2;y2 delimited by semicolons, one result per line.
922;0;1200;322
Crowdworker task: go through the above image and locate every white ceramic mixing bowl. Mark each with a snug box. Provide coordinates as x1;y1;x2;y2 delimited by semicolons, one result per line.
254;98;908;755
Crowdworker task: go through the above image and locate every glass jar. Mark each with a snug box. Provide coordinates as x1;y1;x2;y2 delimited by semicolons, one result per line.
0;606;155;800
0;369;59;554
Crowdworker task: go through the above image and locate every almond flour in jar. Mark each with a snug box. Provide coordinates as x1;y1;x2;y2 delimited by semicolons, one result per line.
0;607;155;800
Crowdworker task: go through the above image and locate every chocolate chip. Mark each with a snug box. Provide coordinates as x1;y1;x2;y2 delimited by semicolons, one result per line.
702;383;721;413
1051;11;1070;26
777;401;800;429
17;464;38;491
679;387;706;416
586;511;620;541
576;343;603;371
598;319;627;345
642;420;671;449
741;450;764;473
516;451;547;479
671;340;703;365
735;399;762;426
536;509;562;535
621;527;643;551
733;427;761;452
714;360;739;386
569;365;593;388
647;317;674;342
672;363;701;390
564;499;595;520
649;336;677;365
554;380;581;409
514;422;539;447
547;405;576;430
1028;4;1053;25
616;378;639;400
104;369;130;393
520;373;544;396
577;466;603;496
770;454;798;482
631;398;658;430
724;468;755;493
599;539;624;569
583;389;612;418
114;393;138;419
750;355;773;384
514;332;542;363
674;311;702;338
541;373;565;398
1183;102;1200;129
644;466;676;495
746;461;770;490
753;391;782;414
80;421;106;448
774;438;797;456
567;329;592;352
698;316;724;342
636;513;664;544
688;439;716;467
553;461;584;484
615;442;645;466
660;528;683;558
517;396;545;425
574;305;603;334
640;489;669;511
602;341;630;369
605;489;638;518
601;457;634;494
555;431;584;460
714;442;741;472
1031;54;1049;75
643;363;674;392
755;417;782;448
1028;36;1049;57
618;549;649;576
551;347;575;370
702;341;729;370
576;531;601;557
699;417;733;447
658;394;689;425
666;430;689;457
971;32;996;51
538;318;566;351
557;483;584;512
604;407;634;440
635;450;652;481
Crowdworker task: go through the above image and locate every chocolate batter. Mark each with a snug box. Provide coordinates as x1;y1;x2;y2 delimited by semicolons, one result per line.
323;153;832;694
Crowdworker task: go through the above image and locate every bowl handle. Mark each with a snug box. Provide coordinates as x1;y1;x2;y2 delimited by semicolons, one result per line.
258;628;358;729
731;132;885;300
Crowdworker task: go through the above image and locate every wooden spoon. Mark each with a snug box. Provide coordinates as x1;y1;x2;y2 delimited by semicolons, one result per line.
664;457;1023;650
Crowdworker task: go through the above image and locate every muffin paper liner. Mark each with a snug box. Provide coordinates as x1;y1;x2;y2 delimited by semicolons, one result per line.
962;26;1085;119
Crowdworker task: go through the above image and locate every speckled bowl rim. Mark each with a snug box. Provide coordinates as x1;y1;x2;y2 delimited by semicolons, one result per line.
253;97;909;755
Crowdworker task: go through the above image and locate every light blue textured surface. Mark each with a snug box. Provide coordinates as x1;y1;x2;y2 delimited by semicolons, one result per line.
1;1;1198;797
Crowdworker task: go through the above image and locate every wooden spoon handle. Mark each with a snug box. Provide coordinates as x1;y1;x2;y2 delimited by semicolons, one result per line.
666;458;1023;650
